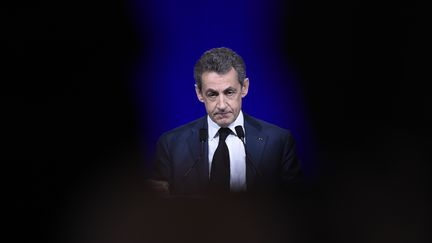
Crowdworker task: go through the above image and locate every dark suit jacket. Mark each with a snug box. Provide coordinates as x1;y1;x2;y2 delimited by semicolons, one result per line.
151;113;303;195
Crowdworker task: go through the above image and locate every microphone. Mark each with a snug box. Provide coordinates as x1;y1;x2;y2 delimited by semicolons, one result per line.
183;128;207;178
235;125;245;143
235;125;263;178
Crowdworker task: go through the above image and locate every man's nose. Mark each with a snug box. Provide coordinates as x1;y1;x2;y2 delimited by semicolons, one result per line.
217;95;227;110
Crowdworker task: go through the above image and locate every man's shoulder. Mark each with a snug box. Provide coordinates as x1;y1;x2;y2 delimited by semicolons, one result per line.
244;113;291;135
159;116;206;140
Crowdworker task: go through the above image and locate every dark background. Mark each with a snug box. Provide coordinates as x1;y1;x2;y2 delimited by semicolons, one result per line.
3;0;429;242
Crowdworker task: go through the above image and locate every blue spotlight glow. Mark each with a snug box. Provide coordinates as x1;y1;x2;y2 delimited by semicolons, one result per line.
129;0;317;178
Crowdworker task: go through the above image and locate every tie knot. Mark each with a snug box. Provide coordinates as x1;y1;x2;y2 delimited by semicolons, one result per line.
218;127;231;142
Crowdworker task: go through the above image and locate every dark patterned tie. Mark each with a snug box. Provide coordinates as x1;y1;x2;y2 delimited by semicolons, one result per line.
210;127;231;192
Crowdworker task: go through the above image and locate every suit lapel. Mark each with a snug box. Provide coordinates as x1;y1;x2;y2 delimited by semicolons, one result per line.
186;117;209;191
244;114;267;189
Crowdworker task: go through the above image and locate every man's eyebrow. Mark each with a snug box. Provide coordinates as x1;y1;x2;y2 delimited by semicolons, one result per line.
223;87;236;92
204;87;236;93
205;88;218;93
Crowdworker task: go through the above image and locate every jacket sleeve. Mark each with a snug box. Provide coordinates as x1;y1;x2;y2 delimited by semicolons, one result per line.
151;135;172;183
281;131;303;188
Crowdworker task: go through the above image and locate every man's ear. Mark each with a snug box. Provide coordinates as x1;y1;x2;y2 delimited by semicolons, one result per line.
241;78;249;98
195;84;204;103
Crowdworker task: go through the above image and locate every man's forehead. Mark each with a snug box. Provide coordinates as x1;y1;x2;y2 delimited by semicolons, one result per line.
202;80;240;91
201;70;240;90
202;68;237;81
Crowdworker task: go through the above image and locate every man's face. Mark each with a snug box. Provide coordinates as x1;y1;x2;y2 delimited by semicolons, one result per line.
196;68;249;127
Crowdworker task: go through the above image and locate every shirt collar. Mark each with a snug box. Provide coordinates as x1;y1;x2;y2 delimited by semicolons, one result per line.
207;111;244;140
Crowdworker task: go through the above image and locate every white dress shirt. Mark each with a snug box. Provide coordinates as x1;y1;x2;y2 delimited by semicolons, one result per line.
207;111;246;192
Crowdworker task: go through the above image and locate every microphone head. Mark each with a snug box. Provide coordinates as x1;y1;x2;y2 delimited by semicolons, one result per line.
199;128;208;142
235;125;245;139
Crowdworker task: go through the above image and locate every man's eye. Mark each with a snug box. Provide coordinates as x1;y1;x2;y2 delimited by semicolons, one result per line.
207;92;217;97
226;90;236;96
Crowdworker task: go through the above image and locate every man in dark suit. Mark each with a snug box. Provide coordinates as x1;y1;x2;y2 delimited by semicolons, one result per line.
150;47;302;195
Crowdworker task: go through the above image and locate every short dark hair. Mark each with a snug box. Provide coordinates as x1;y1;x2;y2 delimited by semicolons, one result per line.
194;47;246;91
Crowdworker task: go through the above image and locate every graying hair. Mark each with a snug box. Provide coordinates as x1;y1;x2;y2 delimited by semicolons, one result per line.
194;47;246;91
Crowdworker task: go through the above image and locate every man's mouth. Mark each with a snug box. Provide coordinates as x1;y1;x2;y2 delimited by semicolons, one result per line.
214;112;231;117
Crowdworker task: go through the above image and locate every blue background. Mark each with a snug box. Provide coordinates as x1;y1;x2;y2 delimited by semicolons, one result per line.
129;0;318;178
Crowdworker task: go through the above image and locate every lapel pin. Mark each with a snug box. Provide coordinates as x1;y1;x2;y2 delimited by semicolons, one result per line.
257;137;263;141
